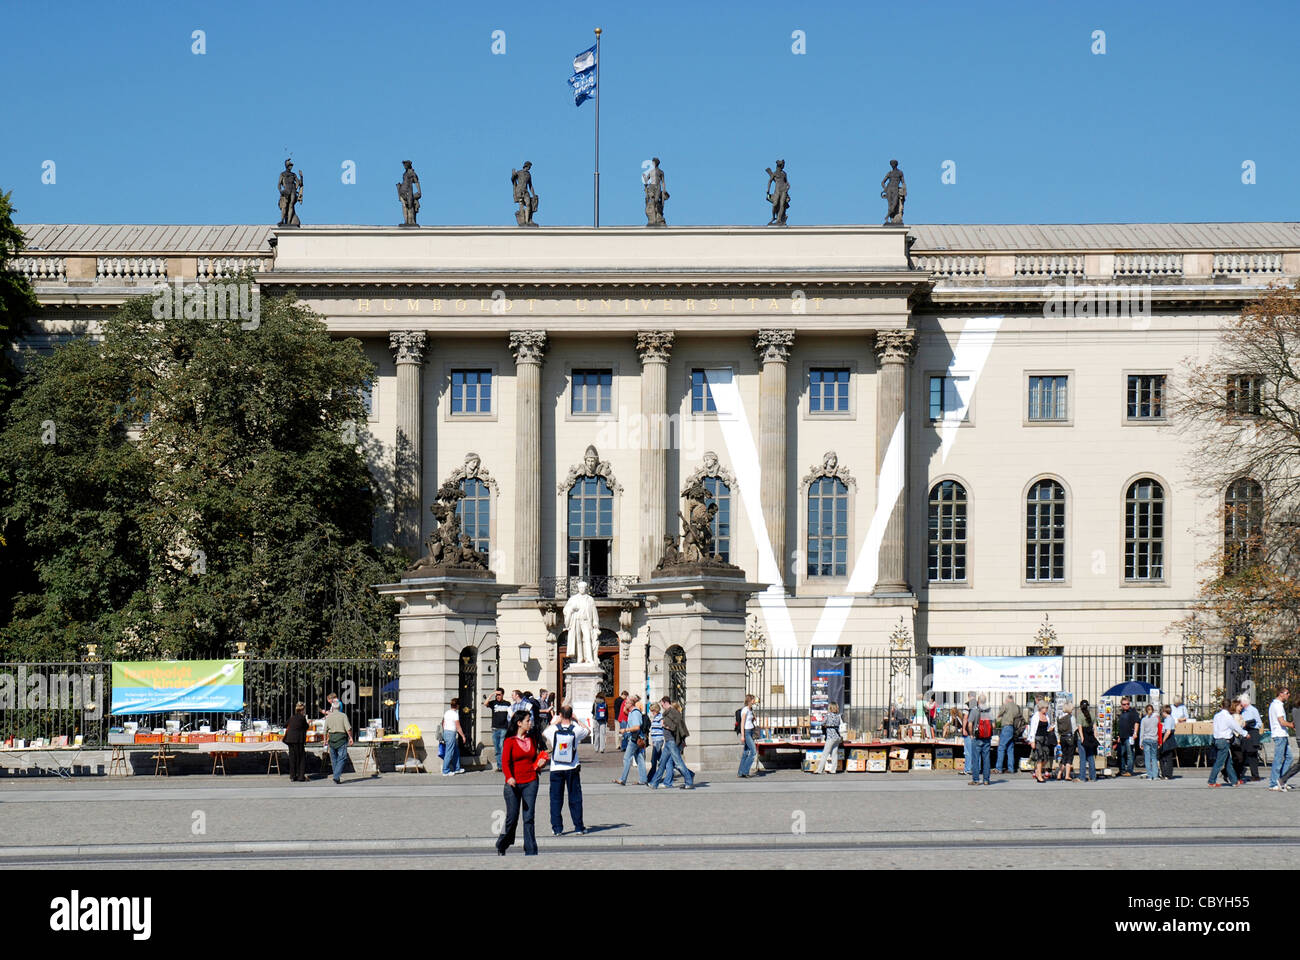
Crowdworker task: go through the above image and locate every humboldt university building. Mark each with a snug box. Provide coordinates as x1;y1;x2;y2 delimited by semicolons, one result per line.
13;221;1300;744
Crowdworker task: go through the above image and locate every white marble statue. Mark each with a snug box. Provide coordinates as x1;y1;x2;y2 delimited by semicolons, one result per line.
563;580;600;665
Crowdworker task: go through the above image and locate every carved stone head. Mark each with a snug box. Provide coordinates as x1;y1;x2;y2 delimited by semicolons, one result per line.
703;451;719;473
583;445;600;475
824;451;838;471
575;580;590;596
285;159;293;170
464;452;481;477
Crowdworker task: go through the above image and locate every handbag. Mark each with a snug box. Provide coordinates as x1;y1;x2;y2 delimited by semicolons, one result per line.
437;740;446;758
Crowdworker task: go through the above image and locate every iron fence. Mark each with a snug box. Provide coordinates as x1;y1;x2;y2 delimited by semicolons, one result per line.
745;649;1300;736
538;576;637;599
0;658;399;747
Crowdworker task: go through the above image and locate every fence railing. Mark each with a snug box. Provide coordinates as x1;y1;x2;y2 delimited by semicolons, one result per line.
0;658;399;748
746;650;1300;736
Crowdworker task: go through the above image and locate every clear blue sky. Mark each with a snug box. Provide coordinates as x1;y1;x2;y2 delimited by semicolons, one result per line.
3;0;1298;227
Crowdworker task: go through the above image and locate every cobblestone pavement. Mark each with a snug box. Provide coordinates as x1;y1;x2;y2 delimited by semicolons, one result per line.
2;759;1295;869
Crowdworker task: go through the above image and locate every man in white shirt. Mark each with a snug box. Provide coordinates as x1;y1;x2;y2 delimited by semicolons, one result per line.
1269;688;1293;790
1208;700;1248;787
543;705;592;837
1169;697;1190;724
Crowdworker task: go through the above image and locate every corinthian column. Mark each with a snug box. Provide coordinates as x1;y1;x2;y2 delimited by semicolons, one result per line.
389;331;428;557
872;328;916;594
637;331;675;579
755;330;794;590
510;331;548;593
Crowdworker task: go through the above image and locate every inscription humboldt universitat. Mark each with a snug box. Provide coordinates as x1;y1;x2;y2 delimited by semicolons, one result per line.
351;296;832;314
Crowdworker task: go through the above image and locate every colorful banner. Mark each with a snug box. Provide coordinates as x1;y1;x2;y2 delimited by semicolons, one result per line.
111;661;244;715
932;656;1063;693
810;658;846;737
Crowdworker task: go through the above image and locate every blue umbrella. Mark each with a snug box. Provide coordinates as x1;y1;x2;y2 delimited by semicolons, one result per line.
1102;681;1156;697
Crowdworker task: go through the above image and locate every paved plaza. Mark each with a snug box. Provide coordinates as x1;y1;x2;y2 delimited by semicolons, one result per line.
3;749;1296;870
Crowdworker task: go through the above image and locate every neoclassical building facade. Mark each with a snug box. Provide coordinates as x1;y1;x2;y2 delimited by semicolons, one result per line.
13;221;1300;729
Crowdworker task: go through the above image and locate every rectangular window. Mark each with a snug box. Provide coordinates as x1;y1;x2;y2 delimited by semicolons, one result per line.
691;368;733;414
1227;374;1262;416
1126;374;1166;420
572;369;613;415
1028;375;1068;421
450;369;492;414
809;368;850;414
1124;645;1163;692
359;379;375;420
928;375;970;422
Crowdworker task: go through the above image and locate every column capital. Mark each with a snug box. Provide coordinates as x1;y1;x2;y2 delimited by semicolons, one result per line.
389;330;428;365
754;329;795;364
635;330;675;364
509;330;548;364
873;328;917;365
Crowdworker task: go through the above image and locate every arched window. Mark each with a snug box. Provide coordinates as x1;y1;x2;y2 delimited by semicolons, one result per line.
1225;478;1263;573
568;476;614;584
1025;480;1066;582
808;477;849;577
457;477;491;555
1124;478;1164;581
928;480;967;583
703;476;731;562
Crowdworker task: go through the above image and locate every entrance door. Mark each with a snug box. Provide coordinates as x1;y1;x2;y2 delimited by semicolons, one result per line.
558;629;619;720
458;647;477;750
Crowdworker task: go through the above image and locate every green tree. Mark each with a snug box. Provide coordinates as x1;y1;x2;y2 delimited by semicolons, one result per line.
0;189;39;406
0;280;405;661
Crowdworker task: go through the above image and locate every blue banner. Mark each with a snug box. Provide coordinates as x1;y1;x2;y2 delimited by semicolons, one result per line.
568;44;597;106
111;660;245;715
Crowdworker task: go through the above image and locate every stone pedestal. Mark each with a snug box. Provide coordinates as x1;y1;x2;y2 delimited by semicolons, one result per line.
375;574;516;759
627;572;765;772
563;662;605;730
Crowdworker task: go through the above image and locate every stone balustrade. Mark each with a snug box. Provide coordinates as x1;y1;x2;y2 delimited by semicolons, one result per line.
1015;254;1084;277
913;254;985;277
1213;252;1283;275
95;256;167;281
1112;253;1183;277
197;256;269;280
9;256;66;282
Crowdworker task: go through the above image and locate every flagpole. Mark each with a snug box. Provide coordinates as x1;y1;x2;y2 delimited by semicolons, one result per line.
593;26;601;228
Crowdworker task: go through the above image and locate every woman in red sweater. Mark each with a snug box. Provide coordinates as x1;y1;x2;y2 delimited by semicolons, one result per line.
497;710;547;856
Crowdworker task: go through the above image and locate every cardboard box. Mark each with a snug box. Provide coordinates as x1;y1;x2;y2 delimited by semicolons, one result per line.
955;758;965;773
935;747;954;759
866;755;887;772
913;757;933;770
889;757;910;772
845;756;868;772
1192;721;1214;735
888;747;909;760
935;758;954;770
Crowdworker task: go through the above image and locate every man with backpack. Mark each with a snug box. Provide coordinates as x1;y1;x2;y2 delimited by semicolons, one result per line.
591;697;608;752
543;705;591;836
965;694;994;785
649;698;695;789
995;695;1021;774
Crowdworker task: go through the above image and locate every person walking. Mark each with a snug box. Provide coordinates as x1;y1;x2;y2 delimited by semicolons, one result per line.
615;696;648;785
442;698;466;776
995;695;1020;774
538;689;554;732
615;691;629;735
323;699;352;784
646;701;666;785
1025;702;1053;783
284;701;308;782
650;698;695;789
1208;698;1247;787
1077;700;1099;781
544;705;590;836
738;694;760;778
1054;701;1078;782
591;697;608;753
1240;694;1263;781
960;692;976;780
497;710;544;856
1269;687;1293;791
484;687;511;771
1116;697;1140;776
966;694;993;785
1140;704;1160;780
1226;700;1248;784
813;702;843;774
1157;704;1179;780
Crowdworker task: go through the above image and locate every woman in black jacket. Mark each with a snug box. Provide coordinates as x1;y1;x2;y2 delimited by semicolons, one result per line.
284;702;309;782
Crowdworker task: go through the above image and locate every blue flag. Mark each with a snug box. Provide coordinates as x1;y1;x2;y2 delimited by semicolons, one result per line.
568;44;597;106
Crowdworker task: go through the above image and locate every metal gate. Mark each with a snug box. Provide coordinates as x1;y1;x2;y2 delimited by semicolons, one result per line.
458;647;477;751
667;645;687;707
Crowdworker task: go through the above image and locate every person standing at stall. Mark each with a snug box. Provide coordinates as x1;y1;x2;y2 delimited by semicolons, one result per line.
323;700;352;784
1140;704;1161;780
1076;701;1099;782
1025;702;1053;783
1240;693;1263;781
1158;703;1179;780
284;702;308;782
966;695;994;785
1116;697;1140;776
1055;701;1078;782
995;695;1020;775
497;710;544;856
813;702;844;775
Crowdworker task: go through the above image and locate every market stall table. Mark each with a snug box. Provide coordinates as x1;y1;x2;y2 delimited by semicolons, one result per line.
196;740;288;775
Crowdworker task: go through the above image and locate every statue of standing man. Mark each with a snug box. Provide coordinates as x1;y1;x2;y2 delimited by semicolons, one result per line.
765;159;790;226
512;161;539;226
397;160;421;226
277;159;303;227
881;159;906;225
644;157;668;226
563;580;600;665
